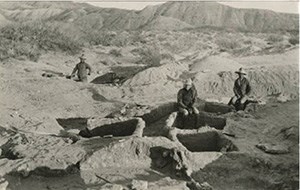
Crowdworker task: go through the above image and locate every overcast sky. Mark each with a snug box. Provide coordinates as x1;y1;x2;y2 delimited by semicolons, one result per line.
88;1;299;14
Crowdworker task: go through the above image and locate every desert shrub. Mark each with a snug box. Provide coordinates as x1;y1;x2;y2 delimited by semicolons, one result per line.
109;49;122;57
110;31;130;47
91;31;148;47
0;21;81;61
86;31;143;47
157;34;168;42
266;34;284;43
130;48;144;56
100;60;108;66
134;45;161;67
86;31;116;46
162;33;198;53
176;34;198;52
130;31;147;44
215;37;241;50
161;52;175;61
288;35;299;45
243;39;252;45
206;36;213;41
232;46;252;56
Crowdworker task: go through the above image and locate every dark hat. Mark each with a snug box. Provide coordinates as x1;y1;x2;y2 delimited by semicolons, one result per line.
235;68;246;75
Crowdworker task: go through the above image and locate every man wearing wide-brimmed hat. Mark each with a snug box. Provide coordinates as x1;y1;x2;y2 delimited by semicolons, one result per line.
71;54;92;82
229;68;251;110
177;78;199;116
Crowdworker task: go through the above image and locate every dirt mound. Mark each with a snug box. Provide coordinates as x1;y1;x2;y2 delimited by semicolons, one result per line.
121;48;299;105
123;62;188;86
190;55;243;73
120;62;189;104
234;48;299;67
122;63;298;105
0;128;85;177
193;64;299;101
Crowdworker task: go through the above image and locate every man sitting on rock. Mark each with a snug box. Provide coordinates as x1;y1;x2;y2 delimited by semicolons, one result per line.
177;79;199;116
228;68;251;110
71;54;92;82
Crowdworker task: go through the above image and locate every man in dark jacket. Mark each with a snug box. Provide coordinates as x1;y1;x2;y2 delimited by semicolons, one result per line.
229;68;251;110
71;54;92;82
177;79;199;116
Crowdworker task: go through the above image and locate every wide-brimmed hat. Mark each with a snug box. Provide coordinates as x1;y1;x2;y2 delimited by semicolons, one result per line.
184;78;193;86
235;68;246;75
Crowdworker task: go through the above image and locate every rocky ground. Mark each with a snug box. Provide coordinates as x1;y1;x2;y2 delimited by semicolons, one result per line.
0;40;298;190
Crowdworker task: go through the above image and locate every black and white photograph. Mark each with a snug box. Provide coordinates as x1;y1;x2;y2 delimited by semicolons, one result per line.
0;0;299;189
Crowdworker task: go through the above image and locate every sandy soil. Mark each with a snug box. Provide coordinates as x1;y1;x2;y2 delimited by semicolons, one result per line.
0;45;298;190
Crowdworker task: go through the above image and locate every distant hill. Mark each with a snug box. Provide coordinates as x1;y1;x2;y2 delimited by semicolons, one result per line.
0;1;298;32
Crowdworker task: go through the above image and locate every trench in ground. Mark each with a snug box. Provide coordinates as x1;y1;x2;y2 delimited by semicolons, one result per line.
56;117;138;137
56;117;88;131
204;102;234;114
174;112;227;130
79;119;140;138
177;131;237;152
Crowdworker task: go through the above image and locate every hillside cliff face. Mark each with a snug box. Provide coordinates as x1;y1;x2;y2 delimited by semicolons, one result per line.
144;2;298;31
0;1;298;31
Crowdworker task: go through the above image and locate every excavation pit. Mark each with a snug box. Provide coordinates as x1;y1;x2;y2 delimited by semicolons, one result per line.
204;102;234;114
142;102;177;124
56;118;88;131
176;131;237;152
174;112;226;130
79;117;145;138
